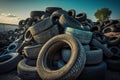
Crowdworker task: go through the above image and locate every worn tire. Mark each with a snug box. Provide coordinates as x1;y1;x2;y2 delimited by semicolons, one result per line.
30;11;45;18
86;48;103;65
65;27;93;44
83;45;90;51
23;44;43;59
0;52;22;73
59;14;84;30
91;39;113;58
109;46;120;57
102;25;117;33
108;35;120;46
77;62;107;80
24;28;33;42
33;24;59;44
37;34;86;80
45;7;62;14
75;13;87;22
29;17;53;36
67;9;76;17
104;20;113;27
17;59;41;80
105;59;120;72
7;42;18;52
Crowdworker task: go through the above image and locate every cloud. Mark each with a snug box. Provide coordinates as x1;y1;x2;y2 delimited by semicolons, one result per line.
1;13;17;17
0;13;21;24
6;13;17;17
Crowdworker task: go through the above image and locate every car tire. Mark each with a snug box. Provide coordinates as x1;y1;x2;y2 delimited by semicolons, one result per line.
86;48;103;65
23;44;43;59
33;24;59;44
17;59;41;80
0;52;22;73
65;27;93;44
45;7;62;14
75;13;87;22
37;34;86;80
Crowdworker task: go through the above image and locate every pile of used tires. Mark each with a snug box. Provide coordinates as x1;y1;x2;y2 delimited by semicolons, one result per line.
0;7;120;80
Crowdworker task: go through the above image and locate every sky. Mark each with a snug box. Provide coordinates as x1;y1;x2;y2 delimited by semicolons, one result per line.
0;0;120;24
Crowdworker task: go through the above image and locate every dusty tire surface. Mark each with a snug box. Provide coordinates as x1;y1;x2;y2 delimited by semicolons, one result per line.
30;17;53;36
86;48;103;65
17;59;41;80
45;7;62;14
33;24;59;44
75;13;87;22
37;34;86;80
59;14;83;30
24;44;43;59
0;52;22;74
65;27;93;44
30;11;45;18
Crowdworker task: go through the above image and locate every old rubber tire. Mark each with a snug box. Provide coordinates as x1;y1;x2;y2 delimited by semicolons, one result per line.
86;48;103;65
17;59;41;80
83;45;90;51
0;52;22;74
77;62;107;80
67;9;76;17
104;20;113;27
33;25;59;44
45;7;62;14
37;34;86;80
75;13;87;22
105;59;120;72
29;17;53;36
30;11;45;18
59;14;84;30
91;39;113;58
65;27;93;44
108;35;120;46
102;25;117;33
24;28;33;42
109;46;120;57
7;42;18;52
23;44;43;59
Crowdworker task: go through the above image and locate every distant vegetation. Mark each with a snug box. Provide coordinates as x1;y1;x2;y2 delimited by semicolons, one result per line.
94;8;112;24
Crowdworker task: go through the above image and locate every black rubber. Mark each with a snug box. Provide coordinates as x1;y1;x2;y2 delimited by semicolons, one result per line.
105;59;120;72
91;39;113;58
30;11;45;18
37;34;86;80
65;27;93;44
86;48;103;65
67;9;76;17
109;46;120;57
45;7;62;14
23;44;43;59
104;20;113;27
33;24;59;44
75;13;87;22
17;59;41;80
0;52;22;74
108;35;120;46
59;14;84;30
102;25;117;33
61;49;71;62
29;17;53;36
77;62;107;80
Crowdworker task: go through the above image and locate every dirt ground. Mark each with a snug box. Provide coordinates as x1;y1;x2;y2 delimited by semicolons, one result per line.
0;70;120;80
